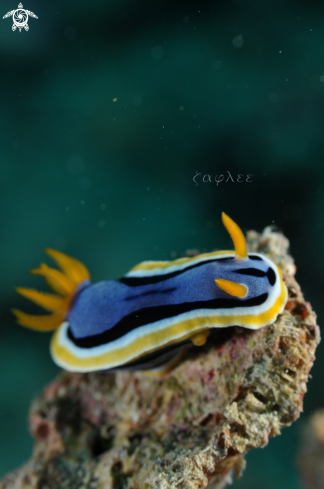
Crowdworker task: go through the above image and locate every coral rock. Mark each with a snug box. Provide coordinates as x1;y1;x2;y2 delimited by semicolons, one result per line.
0;227;320;489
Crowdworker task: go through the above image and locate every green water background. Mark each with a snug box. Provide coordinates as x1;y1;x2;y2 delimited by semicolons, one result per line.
1;1;323;487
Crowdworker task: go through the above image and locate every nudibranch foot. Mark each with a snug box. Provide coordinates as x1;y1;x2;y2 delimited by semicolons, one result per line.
190;330;209;346
106;339;192;377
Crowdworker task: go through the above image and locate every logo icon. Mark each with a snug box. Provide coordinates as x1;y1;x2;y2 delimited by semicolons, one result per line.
3;3;38;32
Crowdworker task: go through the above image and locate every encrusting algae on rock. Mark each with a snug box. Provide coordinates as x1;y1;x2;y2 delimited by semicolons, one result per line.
0;225;320;489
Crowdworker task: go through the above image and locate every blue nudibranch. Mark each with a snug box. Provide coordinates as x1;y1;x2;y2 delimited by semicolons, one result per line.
13;213;288;374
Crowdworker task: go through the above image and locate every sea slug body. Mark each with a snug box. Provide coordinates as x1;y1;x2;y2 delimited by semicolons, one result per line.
13;213;288;374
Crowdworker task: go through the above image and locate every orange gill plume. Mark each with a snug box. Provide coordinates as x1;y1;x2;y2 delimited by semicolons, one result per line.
12;249;90;331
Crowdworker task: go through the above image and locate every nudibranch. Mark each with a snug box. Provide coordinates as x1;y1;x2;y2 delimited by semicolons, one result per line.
13;213;288;374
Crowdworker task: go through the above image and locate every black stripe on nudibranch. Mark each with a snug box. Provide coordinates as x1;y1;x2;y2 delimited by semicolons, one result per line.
266;267;276;286
124;287;177;301
234;267;277;286
119;257;235;287
67;293;268;349
234;268;266;278
209;257;233;262
249;255;263;261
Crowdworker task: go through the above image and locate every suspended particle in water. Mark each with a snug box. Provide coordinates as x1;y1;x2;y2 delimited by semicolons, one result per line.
232;35;243;48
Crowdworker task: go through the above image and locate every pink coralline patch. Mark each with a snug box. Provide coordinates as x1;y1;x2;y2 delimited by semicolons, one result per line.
198;367;216;386
79;393;104;426
230;346;242;361
165;395;182;420
204;385;218;402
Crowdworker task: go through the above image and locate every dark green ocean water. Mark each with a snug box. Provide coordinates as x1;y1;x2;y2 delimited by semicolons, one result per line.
1;1;323;487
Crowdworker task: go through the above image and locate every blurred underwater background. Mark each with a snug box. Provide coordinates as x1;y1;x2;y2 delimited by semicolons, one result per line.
1;0;324;487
